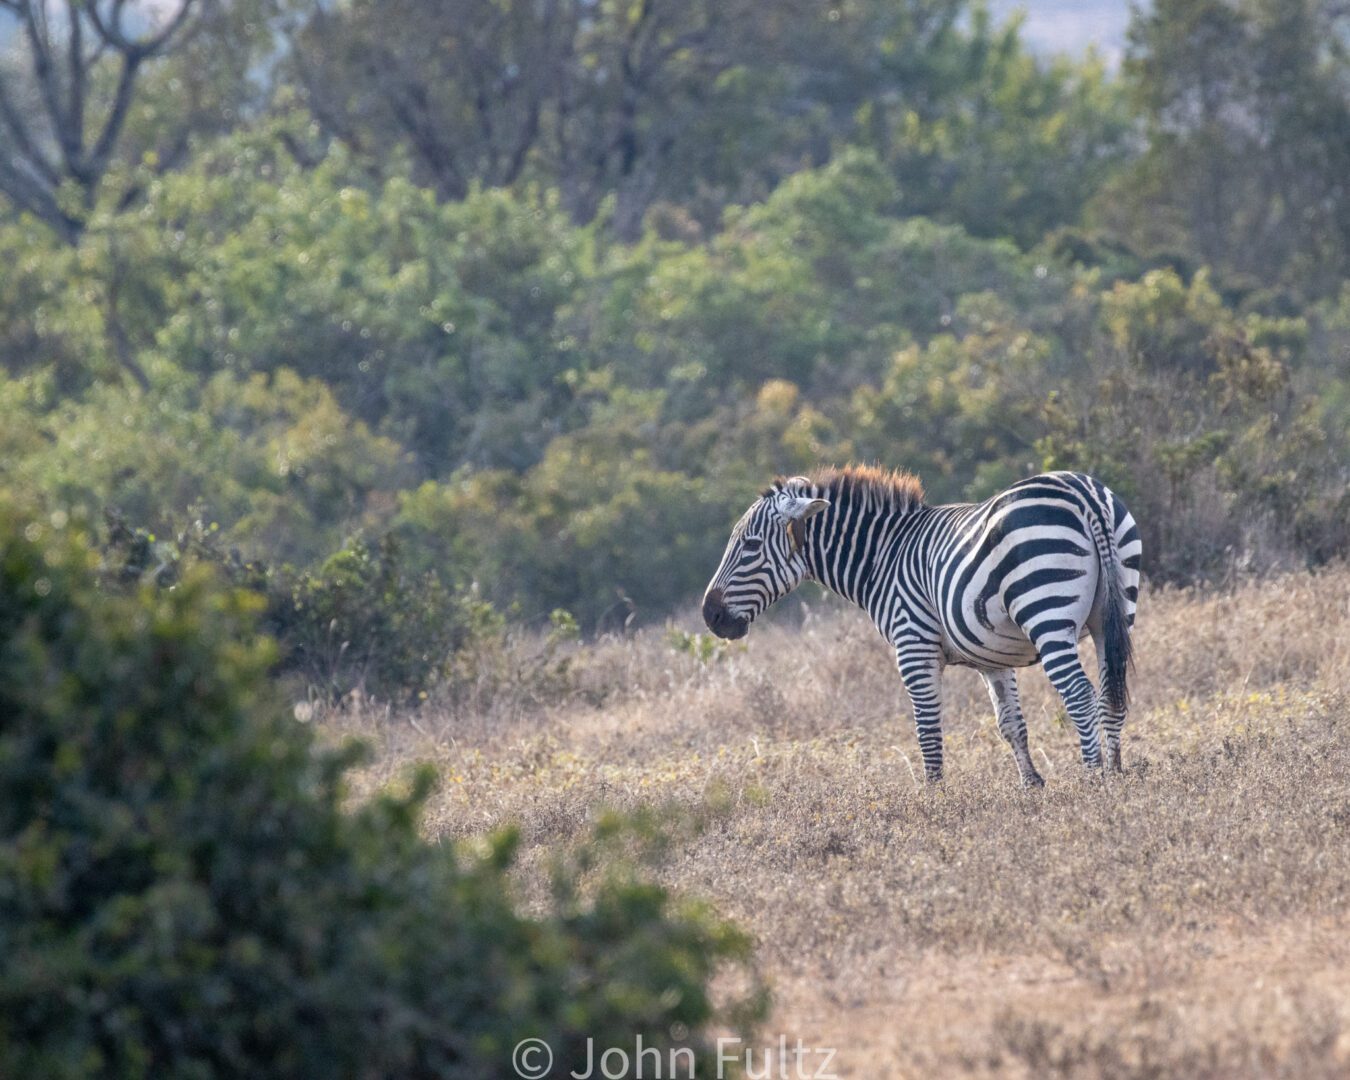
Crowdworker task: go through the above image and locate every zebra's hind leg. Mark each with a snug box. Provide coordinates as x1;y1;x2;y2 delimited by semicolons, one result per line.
981;668;1044;788
1092;629;1126;772
1033;637;1103;771
896;643;945;782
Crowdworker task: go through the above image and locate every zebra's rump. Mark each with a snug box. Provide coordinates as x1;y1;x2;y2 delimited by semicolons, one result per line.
926;472;1139;669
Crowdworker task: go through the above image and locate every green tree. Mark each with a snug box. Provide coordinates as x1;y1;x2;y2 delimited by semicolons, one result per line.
1112;0;1350;297
851;316;1059;502
858;8;1134;246
578;149;1053;420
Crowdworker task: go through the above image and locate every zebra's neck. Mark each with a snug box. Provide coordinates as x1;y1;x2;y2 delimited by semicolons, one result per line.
802;482;919;616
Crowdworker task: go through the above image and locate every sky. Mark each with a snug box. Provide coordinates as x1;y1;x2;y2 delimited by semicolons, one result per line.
987;0;1136;65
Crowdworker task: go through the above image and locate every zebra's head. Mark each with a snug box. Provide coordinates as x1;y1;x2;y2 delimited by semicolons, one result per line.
701;480;830;640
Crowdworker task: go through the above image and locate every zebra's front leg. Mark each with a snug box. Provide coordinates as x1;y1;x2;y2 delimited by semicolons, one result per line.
896;643;945;782
981;668;1044;788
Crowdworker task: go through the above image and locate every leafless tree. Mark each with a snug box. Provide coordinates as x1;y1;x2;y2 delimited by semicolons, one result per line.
285;0;818;239
288;0;576;204
0;0;203;242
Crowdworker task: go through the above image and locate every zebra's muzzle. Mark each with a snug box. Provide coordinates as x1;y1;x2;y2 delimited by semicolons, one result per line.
702;589;749;640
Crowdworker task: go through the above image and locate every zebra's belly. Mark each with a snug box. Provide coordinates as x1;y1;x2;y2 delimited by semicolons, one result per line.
939;624;1042;669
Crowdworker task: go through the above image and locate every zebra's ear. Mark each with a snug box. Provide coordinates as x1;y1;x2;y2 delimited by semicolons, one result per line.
781;496;830;522
780;496;829;553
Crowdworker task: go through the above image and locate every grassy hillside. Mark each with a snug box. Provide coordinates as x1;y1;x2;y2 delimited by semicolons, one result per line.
321;568;1350;1076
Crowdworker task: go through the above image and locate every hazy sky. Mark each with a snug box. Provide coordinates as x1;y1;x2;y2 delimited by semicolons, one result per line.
988;0;1136;64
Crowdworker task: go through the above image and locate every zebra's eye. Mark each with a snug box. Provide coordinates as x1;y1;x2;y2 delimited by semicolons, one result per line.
741;535;764;553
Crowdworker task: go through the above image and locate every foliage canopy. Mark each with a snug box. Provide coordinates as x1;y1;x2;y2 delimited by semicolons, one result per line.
1;0;1348;688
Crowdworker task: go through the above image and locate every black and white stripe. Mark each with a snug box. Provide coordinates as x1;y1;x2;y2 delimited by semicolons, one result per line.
702;468;1142;785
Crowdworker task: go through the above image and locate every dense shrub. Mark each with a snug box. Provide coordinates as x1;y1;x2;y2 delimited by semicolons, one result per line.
0;504;763;1077
284;534;503;701
0;368;409;570
99;515;505;703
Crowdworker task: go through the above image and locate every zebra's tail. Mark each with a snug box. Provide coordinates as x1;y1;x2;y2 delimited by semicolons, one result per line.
1091;506;1133;715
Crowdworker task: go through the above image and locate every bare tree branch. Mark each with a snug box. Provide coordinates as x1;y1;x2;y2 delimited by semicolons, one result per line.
138;0;198;56
0;74;59;185
104;243;153;391
0;153;81;242
0;0;202;241
66;3;94;161
87;51;144;179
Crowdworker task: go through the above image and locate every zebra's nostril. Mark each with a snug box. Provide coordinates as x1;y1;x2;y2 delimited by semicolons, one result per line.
702;588;749;639
702;589;727;628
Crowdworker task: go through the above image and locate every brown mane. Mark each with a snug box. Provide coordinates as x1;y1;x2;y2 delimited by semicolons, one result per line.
766;464;926;513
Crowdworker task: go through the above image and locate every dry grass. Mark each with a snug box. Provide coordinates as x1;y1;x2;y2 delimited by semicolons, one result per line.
318;568;1350;1078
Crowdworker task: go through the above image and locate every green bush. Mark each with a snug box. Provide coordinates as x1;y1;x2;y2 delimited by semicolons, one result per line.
285;534;501;702
98;514;505;703
0;367;409;570
0;505;763;1078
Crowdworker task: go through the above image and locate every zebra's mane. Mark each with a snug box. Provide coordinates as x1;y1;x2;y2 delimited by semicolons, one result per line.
766;464;926;514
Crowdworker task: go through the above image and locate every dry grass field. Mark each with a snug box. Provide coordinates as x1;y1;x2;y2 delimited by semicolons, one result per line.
319;569;1350;1078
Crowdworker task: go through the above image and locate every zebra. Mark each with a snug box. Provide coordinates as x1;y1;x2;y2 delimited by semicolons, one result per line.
701;467;1141;786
